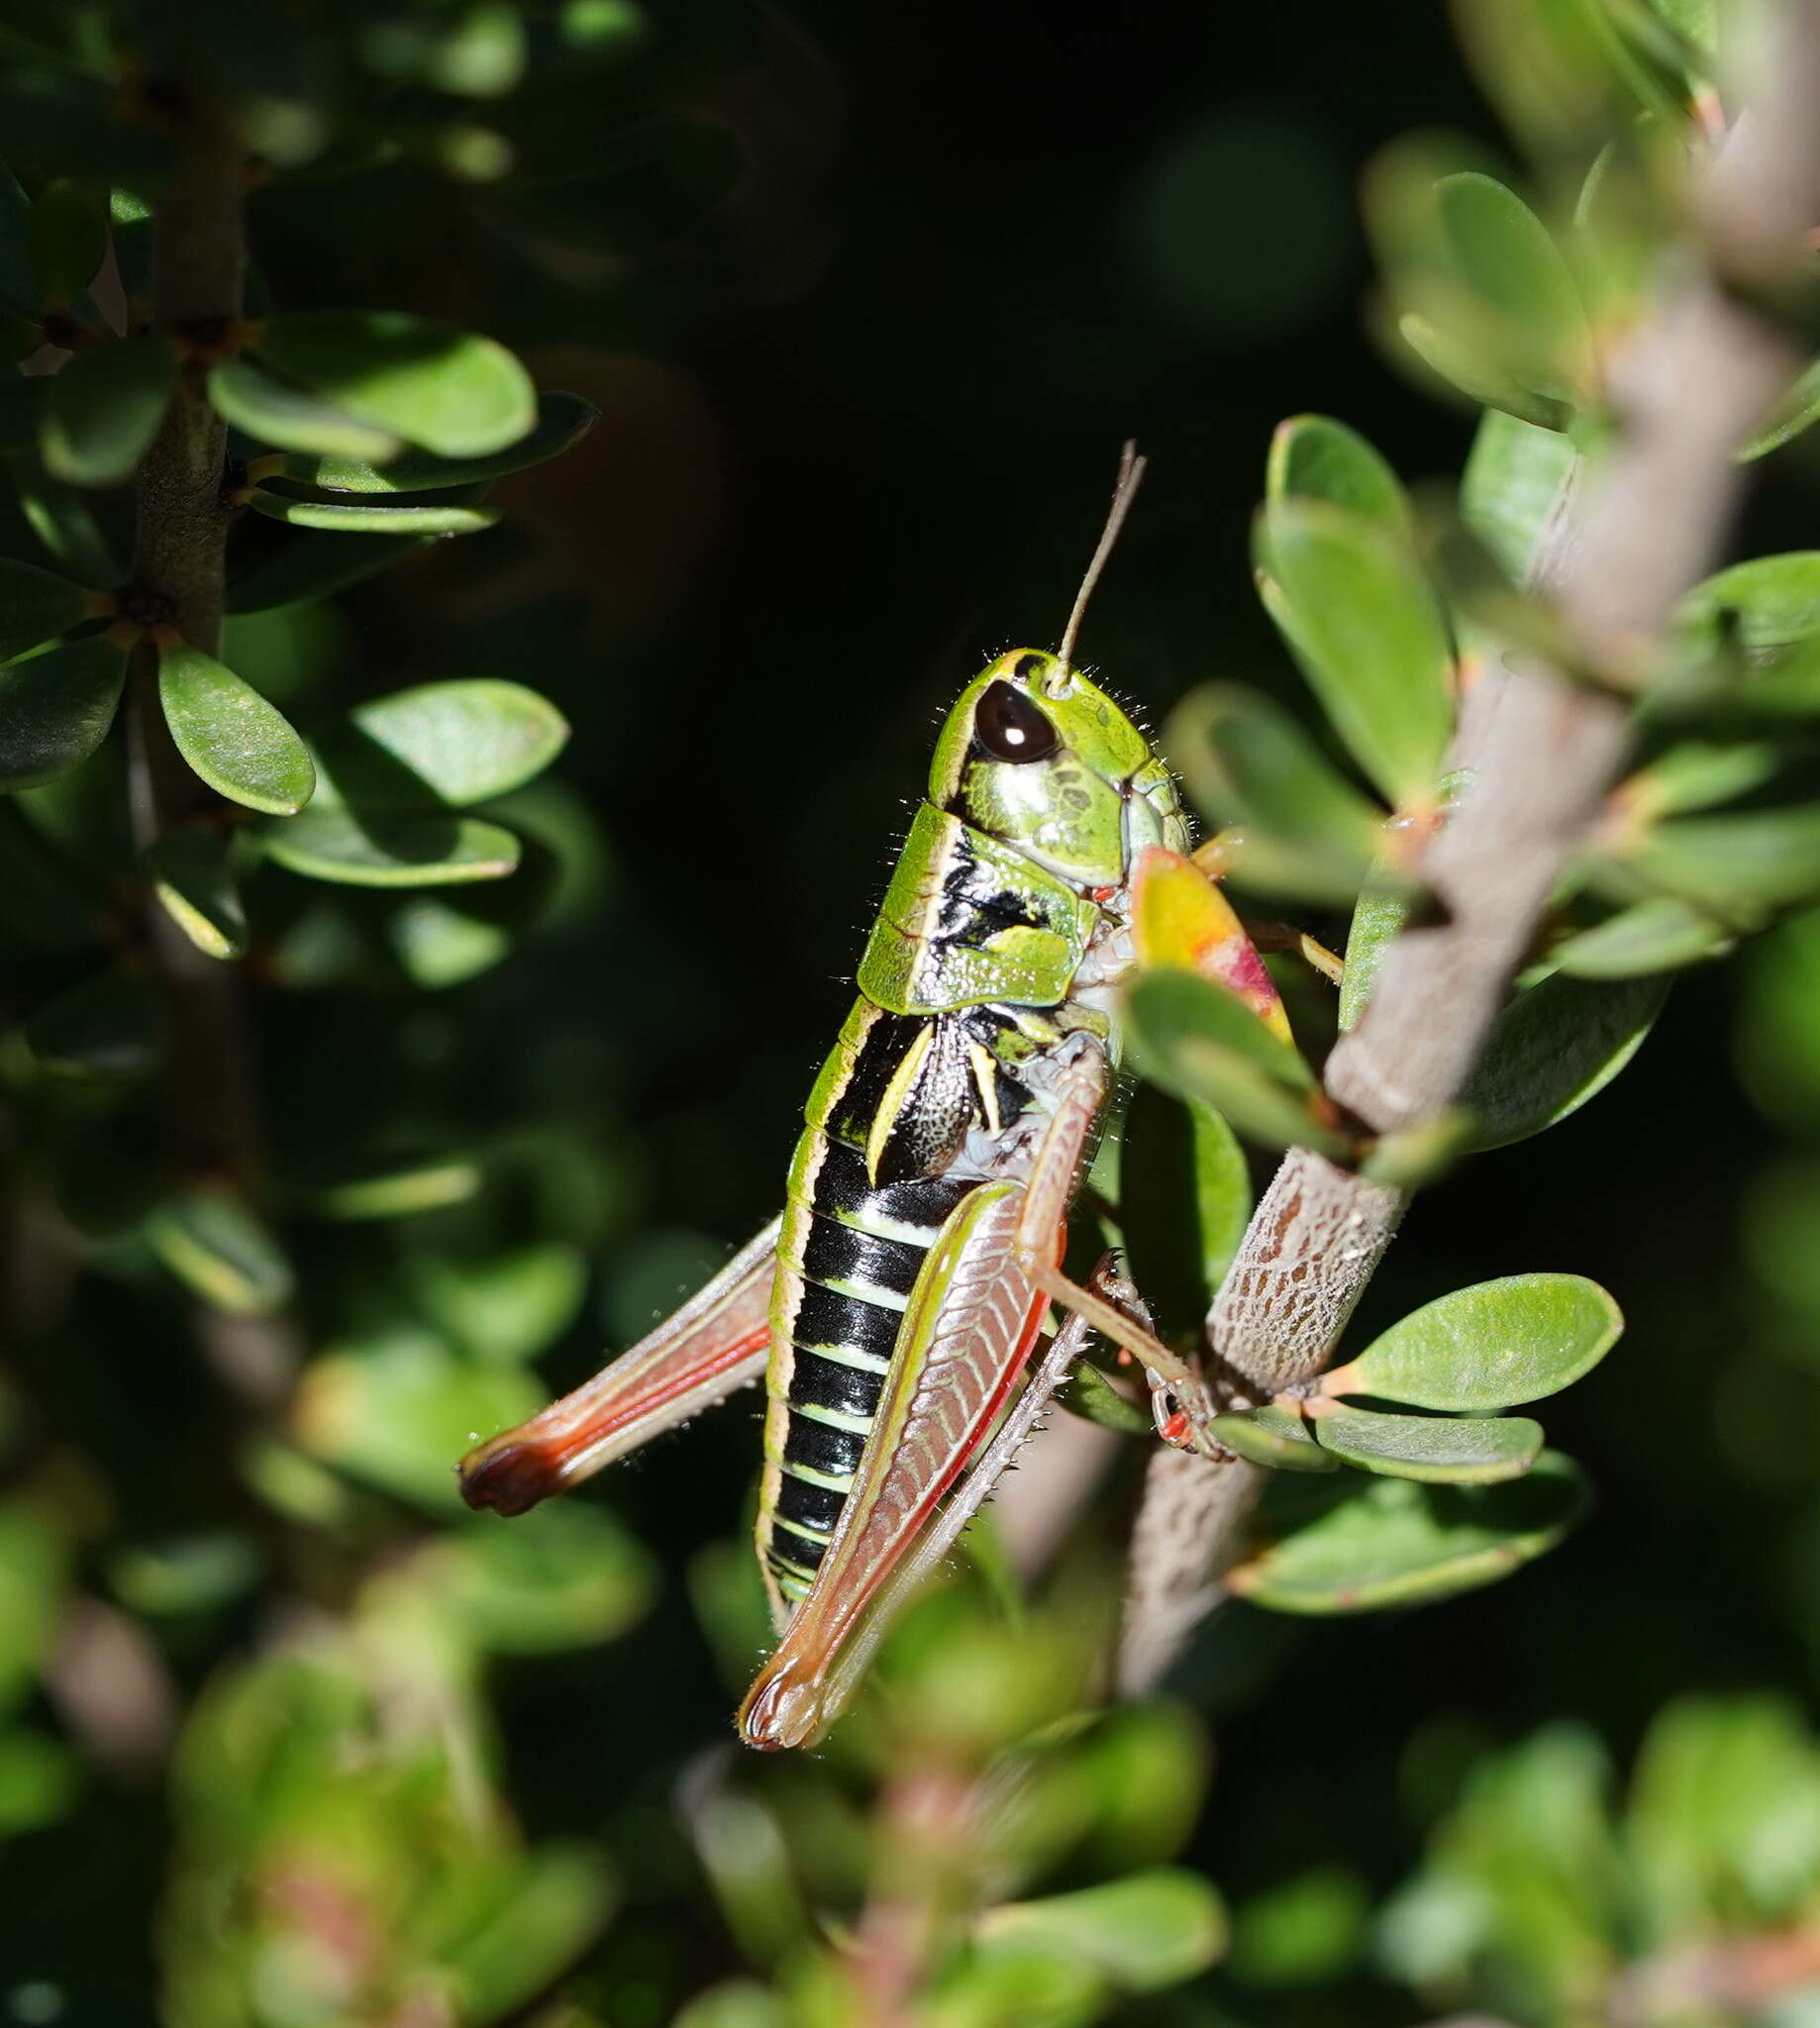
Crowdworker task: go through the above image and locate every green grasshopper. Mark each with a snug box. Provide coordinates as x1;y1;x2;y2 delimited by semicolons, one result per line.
459;451;1293;1749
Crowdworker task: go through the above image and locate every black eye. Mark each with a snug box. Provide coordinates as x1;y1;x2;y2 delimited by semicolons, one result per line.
973;680;1060;763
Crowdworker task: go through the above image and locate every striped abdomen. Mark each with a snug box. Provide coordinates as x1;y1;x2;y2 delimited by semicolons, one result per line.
759;1132;968;1603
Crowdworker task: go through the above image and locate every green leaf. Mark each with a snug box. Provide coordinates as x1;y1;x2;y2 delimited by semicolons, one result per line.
1307;1401;1543;1482
1229;1451;1588;1612
1430;173;1591;406
1211;1402;1341;1472
1739;356;1820;461
207;355;402;461
253;310;537;458
405;1242;586;1362
1116;1081;1253;1325
1259;497;1455;809
442;1845;615;2023
280;389;595;493
41;334;176;486
1327;1272;1623;1411
1125;968;1348;1158
295;1331;543;1513
0;632;125;789
1627;740;1783;817
975;1871;1227;1992
226;529;431;613
157;642;316;816
0;556;90;661
423;1505;654;1655
1676;555;1820;659
1056;1362;1153;1436
1398;311;1574;432
1631;805;1820;926
1554;897;1734;978
1462;971;1668;1148
1167;683;1383;901
1266;414;1413;540
259;805;520;886
246;479;500;537
28;179;105;306
0;1501;70;1716
145;827;246;961
1462;407;1579;584
0;1729;79;1836
1338;873;1412;1032
301;1152;484;1220
148;1186;294;1316
24;965;163;1080
8;455;119;583
316;678;569;809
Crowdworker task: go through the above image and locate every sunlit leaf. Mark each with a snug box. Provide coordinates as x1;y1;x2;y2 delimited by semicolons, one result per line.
1056;1362;1152;1436
1462;407;1578;584
1125;968;1347;1157
1739;356;1820;461
1554;897;1734;977
1258;497;1455;809
1167;683;1383;901
1211;1402;1341;1472
301;1152;483;1220
405;1242;585;1362
158;641;316;815
280;390;595;493
207;354;402;461
1324;1272;1623;1411
8;456;118;583
0;632;126;789
1308;1401;1543;1482
145;827;246;961
148;1186;294;1316
975;1871;1227;1992
259;805;520;886
1266;413;1413;540
246;479;500;537
316;678;569;809
253;310;537;457
1229;1451;1588;1612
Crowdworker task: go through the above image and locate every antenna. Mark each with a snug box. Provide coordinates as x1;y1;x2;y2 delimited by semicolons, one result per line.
1057;440;1147;672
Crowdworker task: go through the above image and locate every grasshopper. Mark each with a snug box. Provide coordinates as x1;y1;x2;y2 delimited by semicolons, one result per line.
458;451;1292;1749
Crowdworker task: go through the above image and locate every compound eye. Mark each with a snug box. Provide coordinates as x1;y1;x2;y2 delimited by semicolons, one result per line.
973;679;1060;763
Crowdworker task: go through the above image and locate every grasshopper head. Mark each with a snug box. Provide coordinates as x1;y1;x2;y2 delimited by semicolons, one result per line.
929;649;1181;889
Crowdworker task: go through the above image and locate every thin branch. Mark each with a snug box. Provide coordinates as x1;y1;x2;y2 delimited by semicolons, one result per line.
1118;0;1820;1691
127;100;301;1407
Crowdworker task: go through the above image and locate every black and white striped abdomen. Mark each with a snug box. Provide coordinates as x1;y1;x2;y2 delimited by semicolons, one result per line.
760;1135;968;1600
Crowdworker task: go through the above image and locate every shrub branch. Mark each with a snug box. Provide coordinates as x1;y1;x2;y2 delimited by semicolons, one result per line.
1118;0;1820;1692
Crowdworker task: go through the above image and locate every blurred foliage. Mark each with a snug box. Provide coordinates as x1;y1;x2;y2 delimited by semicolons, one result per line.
0;0;1819;2025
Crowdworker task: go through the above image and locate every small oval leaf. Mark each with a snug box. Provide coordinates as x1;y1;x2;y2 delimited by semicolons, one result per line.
1462;971;1668;1148
207;355;402;461
1057;1362;1153;1436
1210;1403;1341;1472
259;805;521;886
1326;1271;1623;1411
280;390;595;493
253;310;537;458
41;334;176;486
148;1185;293;1316
145;828;247;962
1308;1401;1543;1482
1258;497;1455;810
1267;414;1414;538
246;480;499;537
975;1871;1227;1993
158;641;316;816
1462;408;1579;585
0;632;125;789
1227;1451;1588;1613
317;678;568;809
1554;897;1734;978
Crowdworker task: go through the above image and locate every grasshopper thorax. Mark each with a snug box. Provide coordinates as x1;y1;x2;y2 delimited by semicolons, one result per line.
928;648;1184;891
